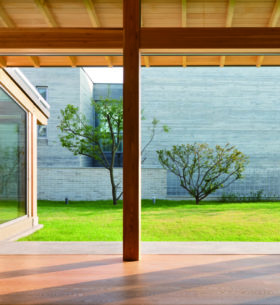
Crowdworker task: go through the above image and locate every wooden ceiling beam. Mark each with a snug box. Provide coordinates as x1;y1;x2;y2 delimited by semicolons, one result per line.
141;28;280;49
182;0;187;67
1;28;280;52
82;0;113;67
0;5;39;67
268;0;280;27
68;56;77;67
256;0;280;67
34;0;79;67
0;3;16;28
0;28;123;50
181;0;187;27
140;9;150;68
144;56;150;67
226;0;235;27
83;0;100;27
0;56;6;67
220;0;235;67
29;55;40;67
256;55;264;67
105;55;113;67
182;56;187;67
220;56;226;67
34;0;57;27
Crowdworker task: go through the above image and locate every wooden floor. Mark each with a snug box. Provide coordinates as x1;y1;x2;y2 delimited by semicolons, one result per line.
0;255;280;304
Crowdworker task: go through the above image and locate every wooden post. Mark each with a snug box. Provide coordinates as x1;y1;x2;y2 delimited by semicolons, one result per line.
123;0;141;261
28;113;38;226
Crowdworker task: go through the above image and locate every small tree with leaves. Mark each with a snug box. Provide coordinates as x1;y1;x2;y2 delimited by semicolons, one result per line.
157;143;249;204
141;110;170;164
58;99;169;205
58;98;123;205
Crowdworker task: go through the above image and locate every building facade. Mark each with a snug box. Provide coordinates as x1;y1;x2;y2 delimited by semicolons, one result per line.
21;67;280;201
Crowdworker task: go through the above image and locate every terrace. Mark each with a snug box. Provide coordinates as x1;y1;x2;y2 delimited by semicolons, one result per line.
1;0;280;304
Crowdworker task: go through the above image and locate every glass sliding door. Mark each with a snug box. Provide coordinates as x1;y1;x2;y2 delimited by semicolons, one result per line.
0;87;27;224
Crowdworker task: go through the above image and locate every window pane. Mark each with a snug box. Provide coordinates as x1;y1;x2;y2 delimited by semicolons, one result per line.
38;125;47;138
0;88;27;224
36;86;48;101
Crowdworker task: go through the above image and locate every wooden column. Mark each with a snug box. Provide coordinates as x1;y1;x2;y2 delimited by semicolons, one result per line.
123;0;141;261
28;113;38;225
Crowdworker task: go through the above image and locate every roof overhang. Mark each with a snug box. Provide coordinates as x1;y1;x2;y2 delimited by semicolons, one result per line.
0;68;49;124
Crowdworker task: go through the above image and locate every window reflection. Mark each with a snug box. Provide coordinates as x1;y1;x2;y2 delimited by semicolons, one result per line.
0;88;27;224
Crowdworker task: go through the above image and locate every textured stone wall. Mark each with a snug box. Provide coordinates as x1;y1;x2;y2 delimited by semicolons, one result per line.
21;68;94;168
22;67;280;199
140;67;280;197
38;167;167;201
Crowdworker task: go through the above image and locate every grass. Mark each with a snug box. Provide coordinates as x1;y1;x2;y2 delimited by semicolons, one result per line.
0;200;25;224
19;199;280;241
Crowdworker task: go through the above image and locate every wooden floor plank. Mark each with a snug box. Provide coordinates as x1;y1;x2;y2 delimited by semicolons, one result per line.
0;254;280;304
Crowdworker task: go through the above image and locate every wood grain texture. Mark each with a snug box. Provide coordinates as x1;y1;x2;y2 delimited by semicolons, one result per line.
0;28;123;49
1;254;280;304
256;0;280;66
123;0;141;261
140;27;280;49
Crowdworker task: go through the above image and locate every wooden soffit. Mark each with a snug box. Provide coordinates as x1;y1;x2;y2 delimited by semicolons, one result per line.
1;0;280;67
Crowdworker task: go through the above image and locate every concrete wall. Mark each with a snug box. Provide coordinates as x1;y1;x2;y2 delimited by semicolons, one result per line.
22;67;280;200
140;67;280;197
21;68;94;168
38;167;167;201
79;69;94;167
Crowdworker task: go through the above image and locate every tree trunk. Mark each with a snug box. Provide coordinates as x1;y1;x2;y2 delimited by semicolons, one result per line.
195;197;200;205
109;168;118;205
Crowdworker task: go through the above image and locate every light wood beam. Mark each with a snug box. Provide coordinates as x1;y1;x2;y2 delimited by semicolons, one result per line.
256;0;280;67
0;4;14;66
105;55;113;67
82;0;113;67
0;3;16;27
220;55;226;67
182;0;187;27
34;0;57;27
256;55;264;67
268;0;280;27
83;0;100;27
29;55;40;67
30;113;38;221
0;5;39;67
220;0;235;67
182;56;187;67
68;56;77;67
226;0;235;27
144;56;150;67
141;17;150;67
182;0;187;67
123;0;141;261
34;0;78;66
0;56;6;67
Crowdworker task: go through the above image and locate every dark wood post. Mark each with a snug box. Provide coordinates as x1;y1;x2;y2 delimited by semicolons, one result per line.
123;0;141;261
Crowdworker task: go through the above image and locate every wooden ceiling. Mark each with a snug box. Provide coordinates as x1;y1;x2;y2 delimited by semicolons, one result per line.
1;0;280;67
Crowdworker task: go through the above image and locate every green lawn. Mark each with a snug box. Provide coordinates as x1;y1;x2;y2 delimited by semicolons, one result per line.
0;200;25;224
20;199;280;241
